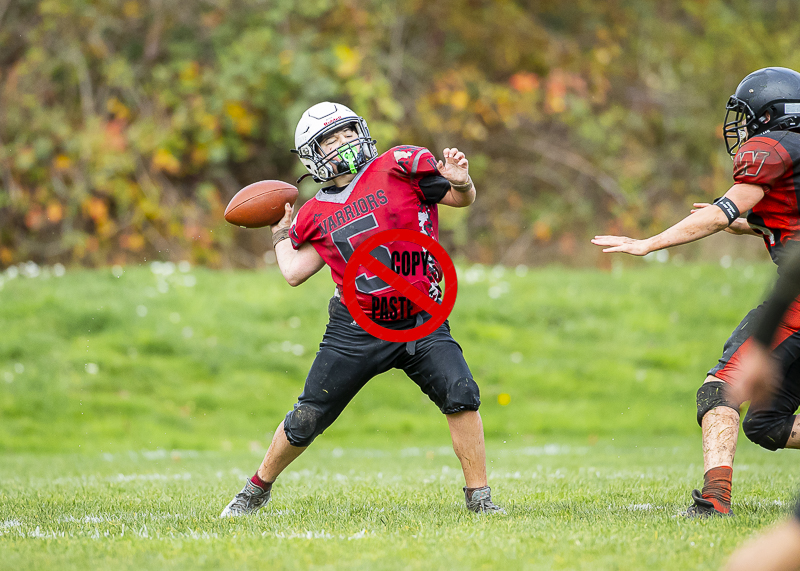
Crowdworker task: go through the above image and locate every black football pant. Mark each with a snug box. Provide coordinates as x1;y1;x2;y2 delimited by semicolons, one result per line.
282;297;480;447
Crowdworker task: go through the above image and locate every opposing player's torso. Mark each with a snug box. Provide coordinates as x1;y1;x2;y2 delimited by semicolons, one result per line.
290;146;443;319
735;131;800;264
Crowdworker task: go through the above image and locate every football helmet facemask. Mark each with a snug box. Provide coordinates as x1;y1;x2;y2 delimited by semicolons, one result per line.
292;102;377;183
724;67;800;156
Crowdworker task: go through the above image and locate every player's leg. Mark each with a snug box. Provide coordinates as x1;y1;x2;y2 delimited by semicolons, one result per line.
689;376;740;517
446;410;487;488
257;420;306;483
742;340;800;451
219;420;305;518
784;416;800;448
701;393;740;472
221;298;390;517
688;309;758;517
257;342;383;473
399;321;503;513
743;305;800;450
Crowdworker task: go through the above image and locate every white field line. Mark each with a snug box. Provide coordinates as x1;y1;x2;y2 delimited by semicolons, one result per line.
3;523;371;541
89;443;590;464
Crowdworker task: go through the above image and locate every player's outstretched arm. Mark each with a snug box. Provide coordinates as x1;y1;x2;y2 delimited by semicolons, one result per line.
437;147;476;208
591;183;764;256
690;203;760;236
271;204;325;287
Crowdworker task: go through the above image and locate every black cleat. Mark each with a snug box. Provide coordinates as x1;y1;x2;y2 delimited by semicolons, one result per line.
684;489;733;518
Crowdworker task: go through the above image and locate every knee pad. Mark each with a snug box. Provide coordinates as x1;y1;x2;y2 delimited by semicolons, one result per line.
742;410;794;451
441;377;481;414
696;381;738;426
283;404;324;447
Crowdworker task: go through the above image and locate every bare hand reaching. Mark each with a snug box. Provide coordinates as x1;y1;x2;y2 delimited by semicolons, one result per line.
437;148;470;186
590;235;652;256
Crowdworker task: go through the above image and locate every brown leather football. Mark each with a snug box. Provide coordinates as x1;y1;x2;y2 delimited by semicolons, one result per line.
224;180;299;228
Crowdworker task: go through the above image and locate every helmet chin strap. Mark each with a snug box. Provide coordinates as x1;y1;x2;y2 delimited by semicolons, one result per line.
295;173;316;184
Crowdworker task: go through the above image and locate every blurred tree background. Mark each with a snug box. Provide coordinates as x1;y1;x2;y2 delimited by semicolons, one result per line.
1;0;799;268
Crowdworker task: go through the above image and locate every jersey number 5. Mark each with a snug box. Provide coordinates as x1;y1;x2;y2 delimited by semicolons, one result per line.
331;214;392;294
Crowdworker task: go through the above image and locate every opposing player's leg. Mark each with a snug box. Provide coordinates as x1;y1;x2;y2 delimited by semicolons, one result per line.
687;308;757;517
221;298;394;517
687;376;740;517
689;306;800;517
742;352;800;451
399;320;503;514
785;416;800;448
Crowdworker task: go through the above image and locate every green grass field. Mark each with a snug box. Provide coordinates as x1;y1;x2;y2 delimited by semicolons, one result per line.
1;260;798;570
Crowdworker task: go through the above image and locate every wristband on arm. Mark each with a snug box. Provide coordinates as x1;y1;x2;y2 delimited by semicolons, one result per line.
713;197;741;226
272;228;290;248
450;176;473;192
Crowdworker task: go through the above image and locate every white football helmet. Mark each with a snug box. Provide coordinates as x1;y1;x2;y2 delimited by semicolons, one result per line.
292;102;377;183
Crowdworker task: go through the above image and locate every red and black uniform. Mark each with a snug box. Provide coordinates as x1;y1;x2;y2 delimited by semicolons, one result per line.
734;132;800;266
282;147;479;448
290;145;444;320
706;131;800;451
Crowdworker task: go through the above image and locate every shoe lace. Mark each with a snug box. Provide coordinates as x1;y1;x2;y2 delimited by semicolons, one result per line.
231;481;268;510
479;497;502;512
230;491;255;511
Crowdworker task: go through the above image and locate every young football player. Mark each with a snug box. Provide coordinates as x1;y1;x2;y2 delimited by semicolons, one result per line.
724;247;800;570
220;102;504;517
592;67;800;517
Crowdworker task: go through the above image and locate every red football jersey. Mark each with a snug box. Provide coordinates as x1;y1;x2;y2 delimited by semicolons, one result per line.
733;132;800;264
289;146;444;320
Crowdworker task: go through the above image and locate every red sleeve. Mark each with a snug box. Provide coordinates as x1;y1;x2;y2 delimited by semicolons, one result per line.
733;137;791;192
388;146;438;177
388;146;440;201
289;203;311;250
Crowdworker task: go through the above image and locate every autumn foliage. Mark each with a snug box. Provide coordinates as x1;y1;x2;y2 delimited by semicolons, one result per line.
1;0;799;267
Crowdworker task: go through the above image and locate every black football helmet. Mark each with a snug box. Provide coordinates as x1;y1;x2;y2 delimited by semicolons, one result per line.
724;67;800;156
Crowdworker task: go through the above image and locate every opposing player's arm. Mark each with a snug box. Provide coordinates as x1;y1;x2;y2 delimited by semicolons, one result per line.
437;148;476;208
592;183;765;256
690;203;761;236
271;204;326;286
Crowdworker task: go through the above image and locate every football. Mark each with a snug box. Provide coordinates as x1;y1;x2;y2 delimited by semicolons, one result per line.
224;180;299;228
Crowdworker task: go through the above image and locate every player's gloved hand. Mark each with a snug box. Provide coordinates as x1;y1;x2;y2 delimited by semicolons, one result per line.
590;235;652;256
437;147;470;187
271;203;294;234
